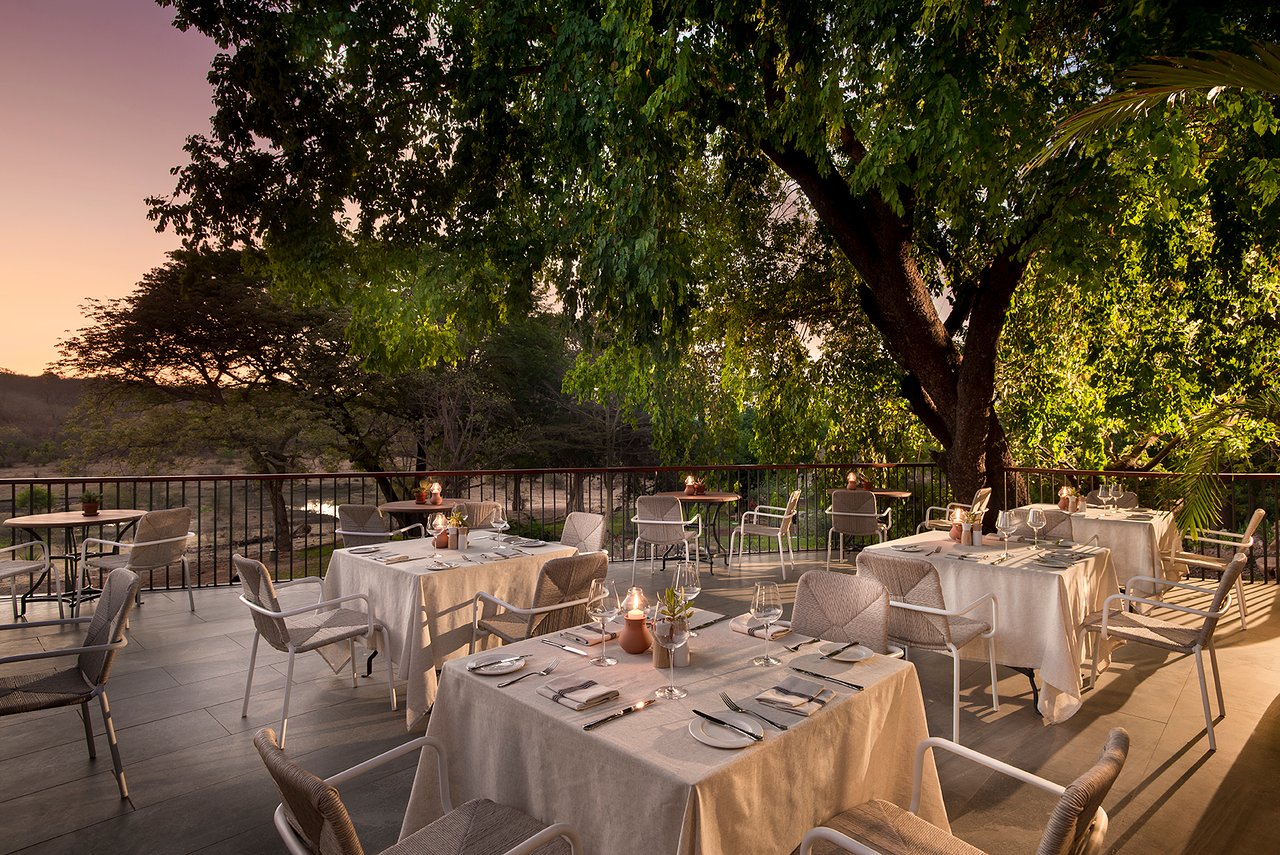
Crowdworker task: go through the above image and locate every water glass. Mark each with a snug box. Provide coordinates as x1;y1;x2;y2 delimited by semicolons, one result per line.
750;582;783;666
653;614;690;699
995;510;1016;557
1026;507;1046;547
587;579;619;667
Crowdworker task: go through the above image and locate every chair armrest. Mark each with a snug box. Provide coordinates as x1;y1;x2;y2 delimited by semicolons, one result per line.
326;734;455;811
504;823;582;855
753;504;788;514
909;736;1064;814
799;827;884;855
393;523;425;538
1123;574;1225;599
240;591;376;625
0;637;125;667
1096;593;1216;637
0;541;47;560
0;616;91;632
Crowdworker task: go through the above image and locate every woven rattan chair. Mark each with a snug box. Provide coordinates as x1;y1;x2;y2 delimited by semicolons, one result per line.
825;490;891;568
0;568;141;798
234;554;395;748
337;504;424;548
792;570;892;655
255;728;581;855
470;552;608;653
917;488;992;534
1168;507;1264;630
1084;553;1245;751
631;495;700;585
80;507;195;613
728;489;802;580
797;729;1129;855
561;511;605;554
0;540;52;620
855;551;998;743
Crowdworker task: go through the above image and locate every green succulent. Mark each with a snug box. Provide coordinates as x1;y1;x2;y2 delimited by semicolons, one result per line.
80;491;101;503
656;587;694;620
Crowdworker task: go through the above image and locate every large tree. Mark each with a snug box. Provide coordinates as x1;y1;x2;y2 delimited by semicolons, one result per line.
152;0;1280;508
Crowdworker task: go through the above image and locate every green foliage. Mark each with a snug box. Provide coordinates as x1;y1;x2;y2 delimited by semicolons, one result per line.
79;491;101;504
656;587;694;620
14;486;52;514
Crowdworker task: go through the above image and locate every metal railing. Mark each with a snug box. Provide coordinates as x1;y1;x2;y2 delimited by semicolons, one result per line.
2;463;1276;594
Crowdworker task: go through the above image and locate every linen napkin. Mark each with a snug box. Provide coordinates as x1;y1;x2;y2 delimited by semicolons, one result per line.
379;555;412;565
756;675;833;716
730;614;792;640
536;677;619;711
560;624;619;646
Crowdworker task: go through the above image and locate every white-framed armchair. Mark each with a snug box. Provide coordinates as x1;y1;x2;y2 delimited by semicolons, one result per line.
631;495;701;586
825;489;891;568
80;507;195;613
470;552;608;653
0;540;53;620
1168;508;1264;630
336;503;424;548
727;489;802;580
917;487;992;534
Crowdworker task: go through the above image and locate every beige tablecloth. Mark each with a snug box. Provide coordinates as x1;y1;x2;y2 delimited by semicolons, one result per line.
401;618;946;855
322;533;576;728
867;531;1118;723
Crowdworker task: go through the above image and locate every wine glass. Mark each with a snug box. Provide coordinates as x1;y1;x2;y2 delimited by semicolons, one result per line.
653;610;690;699
1110;482;1125;514
750;582;783;667
995;510;1016;557
1026;507;1046;547
673;562;702;635
428;512;447;537
490;505;509;540
587;579;619;667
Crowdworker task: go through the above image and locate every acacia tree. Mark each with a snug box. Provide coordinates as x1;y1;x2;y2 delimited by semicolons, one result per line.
152;1;1279;509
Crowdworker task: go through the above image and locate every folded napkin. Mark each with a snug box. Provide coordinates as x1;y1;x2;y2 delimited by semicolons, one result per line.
756;676;834;716
379;555;412;565
536;677;619;711
730;614;792;640
561;625;619;646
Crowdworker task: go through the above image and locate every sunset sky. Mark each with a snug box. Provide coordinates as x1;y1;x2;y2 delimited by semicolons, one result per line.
0;0;218;376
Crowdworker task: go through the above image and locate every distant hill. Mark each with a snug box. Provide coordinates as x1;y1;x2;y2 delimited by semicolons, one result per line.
0;370;90;466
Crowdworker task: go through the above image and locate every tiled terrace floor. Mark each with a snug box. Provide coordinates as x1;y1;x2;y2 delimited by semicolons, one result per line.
2;551;1278;854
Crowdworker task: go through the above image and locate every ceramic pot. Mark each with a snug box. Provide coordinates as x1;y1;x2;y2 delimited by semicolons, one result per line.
434;530;449;549
81;503;99;517
430;493;443;506
684;484;697;495
949;523;962;542
619;614;652;654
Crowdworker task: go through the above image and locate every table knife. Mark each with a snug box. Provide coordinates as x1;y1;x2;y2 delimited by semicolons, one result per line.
819;642;857;660
540;638;589;656
692;709;763;742
790;666;863;691
465;654;531;671
689;614;730;632
582;698;659;730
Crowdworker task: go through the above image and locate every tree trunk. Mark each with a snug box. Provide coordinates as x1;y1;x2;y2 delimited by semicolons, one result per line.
265;479;292;554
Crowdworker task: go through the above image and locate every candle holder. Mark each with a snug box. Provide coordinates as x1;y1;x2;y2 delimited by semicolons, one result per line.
429;482;444;505
618;587;652;653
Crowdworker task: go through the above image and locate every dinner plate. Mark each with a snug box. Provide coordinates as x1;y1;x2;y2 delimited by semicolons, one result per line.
468;655;525;676
818;643;874;663
1126;514;1154;521
891;545;925;553
347;546;381;555
512;538;546;547
688;712;762;749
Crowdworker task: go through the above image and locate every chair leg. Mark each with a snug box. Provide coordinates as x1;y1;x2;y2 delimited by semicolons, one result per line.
98;691;128;799
182;556;195;613
630;538;642;587
776;534;787;580
839;531;845;563
80;700;96;759
826;529;833;570
1194;647;1216;751
1090;630;1100;691
1234;575;1248;629
242;632;260;719
951;649;962;743
279;649;296;749
1208;640;1225;717
350;638;358;688
987;636;1000;712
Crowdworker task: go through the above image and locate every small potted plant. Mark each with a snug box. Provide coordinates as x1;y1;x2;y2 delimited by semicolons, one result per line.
447;508;469;550
80;491;101;517
652;587;694;670
414;480;430;504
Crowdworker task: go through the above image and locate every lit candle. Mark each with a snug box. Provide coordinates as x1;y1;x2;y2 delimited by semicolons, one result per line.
627;608;644;619
685;474;695;486
430;481;442;494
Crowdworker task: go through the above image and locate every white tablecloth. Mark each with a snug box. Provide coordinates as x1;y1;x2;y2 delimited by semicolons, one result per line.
1056;505;1178;598
322;533;576;728
401;618;946;855
866;531;1118;723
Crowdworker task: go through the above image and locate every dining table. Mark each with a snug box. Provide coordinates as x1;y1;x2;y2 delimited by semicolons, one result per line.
400;613;946;855
321;530;576;729
2;508;147;615
1025;503;1179;599
865;530;1119;724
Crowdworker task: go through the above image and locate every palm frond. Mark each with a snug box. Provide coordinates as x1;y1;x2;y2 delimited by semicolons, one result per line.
1024;42;1280;172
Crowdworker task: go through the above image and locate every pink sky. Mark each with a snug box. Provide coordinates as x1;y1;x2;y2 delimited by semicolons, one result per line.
0;0;218;376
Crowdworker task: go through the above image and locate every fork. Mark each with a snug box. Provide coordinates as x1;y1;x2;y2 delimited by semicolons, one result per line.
497;658;560;688
719;691;787;731
786;637;822;652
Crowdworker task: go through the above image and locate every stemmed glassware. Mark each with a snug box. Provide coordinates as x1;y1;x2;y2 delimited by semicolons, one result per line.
587;579;619;667
1109;482;1125;514
490;506;509;539
673;562;702;634
653;607;690;700
750;582;783;667
1026;507;1046;548
996;510;1017;557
